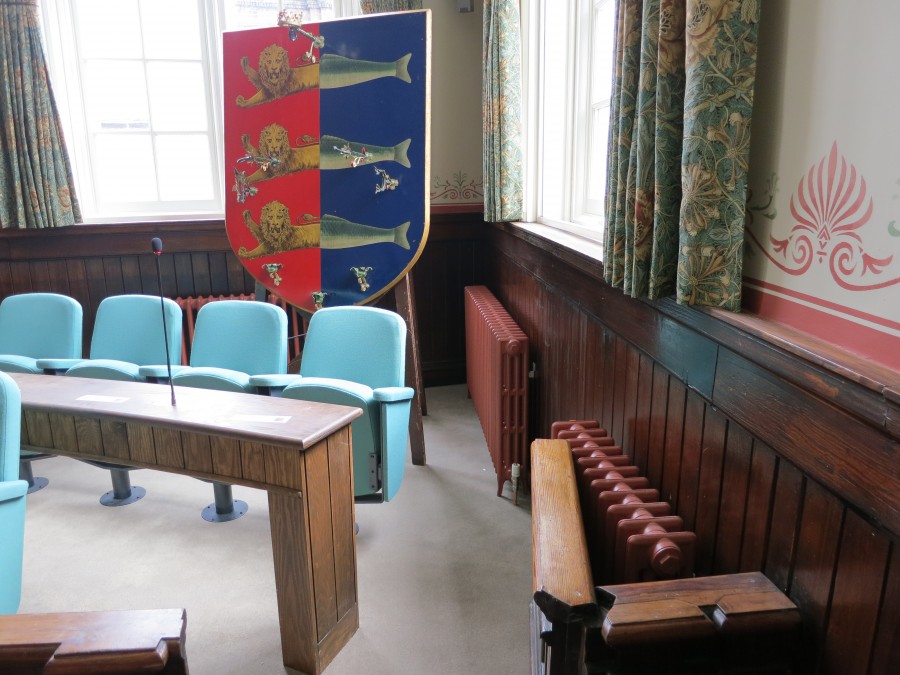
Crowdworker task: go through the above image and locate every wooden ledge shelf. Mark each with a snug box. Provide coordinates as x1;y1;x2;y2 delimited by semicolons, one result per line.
0;608;188;674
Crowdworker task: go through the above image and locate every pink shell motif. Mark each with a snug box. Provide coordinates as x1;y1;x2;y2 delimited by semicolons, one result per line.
761;142;900;290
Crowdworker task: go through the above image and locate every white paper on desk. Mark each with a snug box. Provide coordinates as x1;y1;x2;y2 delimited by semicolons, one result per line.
234;414;291;424
77;395;130;403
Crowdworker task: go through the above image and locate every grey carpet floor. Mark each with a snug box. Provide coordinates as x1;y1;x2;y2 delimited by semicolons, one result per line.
18;384;533;674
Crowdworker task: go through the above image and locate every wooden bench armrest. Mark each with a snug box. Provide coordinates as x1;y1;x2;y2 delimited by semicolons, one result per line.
0;609;188;674
596;572;800;646
532;439;598;624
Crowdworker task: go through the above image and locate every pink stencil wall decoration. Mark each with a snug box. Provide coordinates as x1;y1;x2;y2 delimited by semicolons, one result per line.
749;143;900;290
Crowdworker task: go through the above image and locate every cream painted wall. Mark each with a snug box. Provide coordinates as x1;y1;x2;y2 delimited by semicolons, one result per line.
425;1;484;208
745;0;900;369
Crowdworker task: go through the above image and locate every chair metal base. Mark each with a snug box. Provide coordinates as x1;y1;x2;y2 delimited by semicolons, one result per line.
98;467;145;507
20;460;50;494
202;482;248;523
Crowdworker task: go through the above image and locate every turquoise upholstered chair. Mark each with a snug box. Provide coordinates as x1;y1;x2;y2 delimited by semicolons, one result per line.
0;371;27;614
38;295;183;507
141;299;288;521
254;306;413;502
0;292;83;492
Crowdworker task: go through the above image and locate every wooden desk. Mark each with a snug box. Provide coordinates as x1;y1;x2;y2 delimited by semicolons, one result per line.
9;373;363;675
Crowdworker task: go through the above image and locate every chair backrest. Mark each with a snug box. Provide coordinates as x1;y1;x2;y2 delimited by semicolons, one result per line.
0;372;21;482
189;300;288;374
90;295;182;365
300;306;407;389
0;293;83;359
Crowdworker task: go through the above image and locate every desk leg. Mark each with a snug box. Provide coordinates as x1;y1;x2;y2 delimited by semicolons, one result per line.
268;427;359;675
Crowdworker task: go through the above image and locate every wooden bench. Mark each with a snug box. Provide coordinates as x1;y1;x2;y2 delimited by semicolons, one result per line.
0;608;187;674
531;439;800;674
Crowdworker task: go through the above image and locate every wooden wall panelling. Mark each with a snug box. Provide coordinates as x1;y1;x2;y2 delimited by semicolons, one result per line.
644;366;669;487
764;461;805;591
120;256;143;295
610;337;628;446
189;252;214;297
869;550;900;674
600;330;616;439
173;253;195;296
823;510;891;675
714;347;900;539
714;423;754;574
101;257;125;296
790;482;844;673
620;346;641;459
693;407;728;576
647;374;684;502
630;352;654;472
739;441;778;572
674;389;706;532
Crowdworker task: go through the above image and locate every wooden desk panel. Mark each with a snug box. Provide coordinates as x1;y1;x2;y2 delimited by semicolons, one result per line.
10;373;362;675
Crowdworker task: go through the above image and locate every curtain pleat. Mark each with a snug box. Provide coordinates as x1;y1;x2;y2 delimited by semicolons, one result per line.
482;0;523;223
0;0;80;228
604;0;759;310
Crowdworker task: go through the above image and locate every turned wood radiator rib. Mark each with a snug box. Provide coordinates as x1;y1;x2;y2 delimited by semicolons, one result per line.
530;432;801;675
464;286;529;498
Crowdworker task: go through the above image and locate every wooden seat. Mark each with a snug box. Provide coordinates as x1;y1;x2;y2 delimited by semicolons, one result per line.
0;608;188;674
531;438;802;675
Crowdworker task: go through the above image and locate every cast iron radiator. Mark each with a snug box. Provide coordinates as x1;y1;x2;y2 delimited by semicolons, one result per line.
529;423;801;675
463;285;529;497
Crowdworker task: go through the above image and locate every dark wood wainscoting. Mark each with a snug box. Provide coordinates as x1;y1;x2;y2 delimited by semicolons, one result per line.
0;215;488;382
484;223;899;675
0;220;254;356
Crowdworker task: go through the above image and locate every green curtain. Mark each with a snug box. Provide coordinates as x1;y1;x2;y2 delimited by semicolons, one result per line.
482;0;522;222
360;0;423;12
605;0;759;310
0;0;80;228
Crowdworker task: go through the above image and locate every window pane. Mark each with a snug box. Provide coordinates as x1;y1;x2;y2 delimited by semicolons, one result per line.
587;104;609;206
539;1;568;221
147;62;208;132
83;61;150;132
592;0;615;103
223;0;336;31
76;0;143;60
155;135;215;201
140;0;202;60
93;134;158;203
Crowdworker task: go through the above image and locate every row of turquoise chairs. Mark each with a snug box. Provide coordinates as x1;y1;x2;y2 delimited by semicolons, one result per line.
0;292;413;517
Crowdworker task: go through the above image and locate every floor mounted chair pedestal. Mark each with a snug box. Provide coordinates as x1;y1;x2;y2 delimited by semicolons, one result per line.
142;300;288;522
0;372;27;614
38;295;183;508
0;293;83;494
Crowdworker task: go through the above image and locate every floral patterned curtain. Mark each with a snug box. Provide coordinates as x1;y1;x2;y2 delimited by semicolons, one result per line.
0;0;80;228
482;0;522;222
360;0;422;12
604;0;759;310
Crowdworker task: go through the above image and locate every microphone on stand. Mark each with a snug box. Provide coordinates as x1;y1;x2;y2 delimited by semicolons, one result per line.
152;237;177;406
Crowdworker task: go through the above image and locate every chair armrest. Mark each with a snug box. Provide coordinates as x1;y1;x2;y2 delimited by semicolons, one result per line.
138;365;190;382
532;439;598;624
373;386;415;403
0;480;28;503
249;374;302;396
35;358;84;374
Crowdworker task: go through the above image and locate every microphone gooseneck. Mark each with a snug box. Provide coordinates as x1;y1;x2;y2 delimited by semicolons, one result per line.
152;237;177;406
